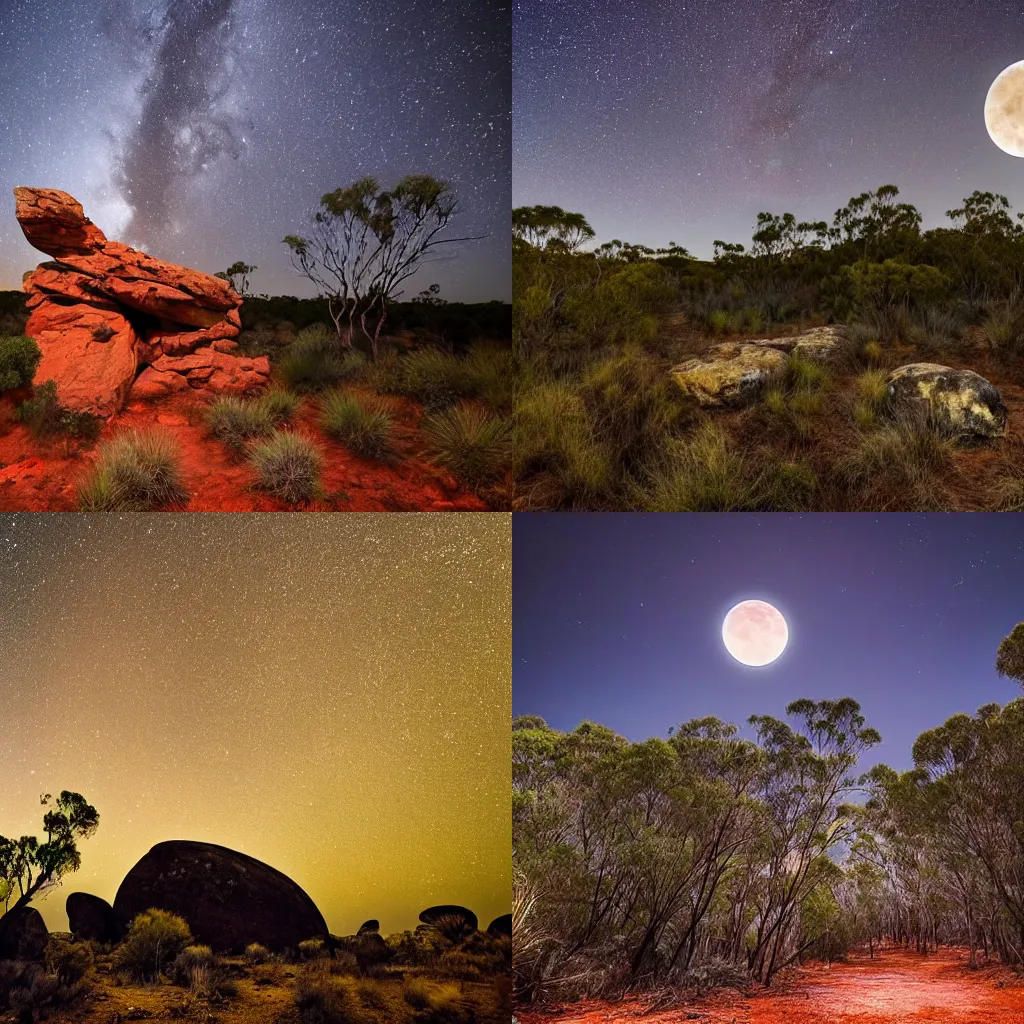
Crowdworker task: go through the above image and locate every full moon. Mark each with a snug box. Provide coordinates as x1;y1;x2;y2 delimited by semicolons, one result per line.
722;600;788;667
985;61;1024;157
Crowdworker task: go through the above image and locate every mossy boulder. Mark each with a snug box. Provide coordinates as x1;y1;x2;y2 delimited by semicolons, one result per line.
886;363;1008;439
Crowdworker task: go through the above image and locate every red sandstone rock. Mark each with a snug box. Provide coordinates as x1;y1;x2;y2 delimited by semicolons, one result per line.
13;186;268;416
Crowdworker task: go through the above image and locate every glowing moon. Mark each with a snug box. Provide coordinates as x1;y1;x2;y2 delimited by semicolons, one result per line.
722;600;788;667
985;61;1024;157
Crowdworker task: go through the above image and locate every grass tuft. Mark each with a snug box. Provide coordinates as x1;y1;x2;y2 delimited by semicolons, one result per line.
248;430;322;504
78;430;187;511
319;390;398;462
421;402;512;485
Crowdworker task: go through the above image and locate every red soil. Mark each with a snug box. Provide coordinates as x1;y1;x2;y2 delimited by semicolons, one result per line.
0;387;491;512
516;949;1024;1024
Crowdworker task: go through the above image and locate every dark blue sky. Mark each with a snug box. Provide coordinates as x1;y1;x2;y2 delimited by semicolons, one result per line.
513;514;1024;772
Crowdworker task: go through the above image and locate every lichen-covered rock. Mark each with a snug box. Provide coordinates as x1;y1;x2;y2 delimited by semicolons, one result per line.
66;892;122;944
886;363;1008;439
0;907;48;961
13;186;269;417
669;327;843;408
113;840;328;953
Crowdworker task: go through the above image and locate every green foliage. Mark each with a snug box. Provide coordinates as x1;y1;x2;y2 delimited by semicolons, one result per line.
421;403;511;485
0;334;40;391
249;430;322;504
0;792;99;912
995;622;1024;686
319;390;398;462
18;381;102;441
77;429;187;511
112;909;192;982
279;324;347;393
205;395;276;450
45;936;92;985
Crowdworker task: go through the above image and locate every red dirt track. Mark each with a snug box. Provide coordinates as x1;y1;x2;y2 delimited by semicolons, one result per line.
517;950;1024;1024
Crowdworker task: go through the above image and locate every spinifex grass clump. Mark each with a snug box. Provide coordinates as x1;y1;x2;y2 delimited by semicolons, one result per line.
249;430;322;504
421;403;511;485
78;429;188;511
318;390;398;461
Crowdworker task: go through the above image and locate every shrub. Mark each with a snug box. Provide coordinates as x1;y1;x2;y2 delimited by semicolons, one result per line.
396;348;473;410
294;962;374;1024
0;334;40;390
981;299;1024;355
77;429;187;511
245;942;271;965
279;324;346;393
45;937;92;985
422;403;511;485
463;343;514;410
298;938;329;961
249;430;322;504
642;421;761;511
676;956;750;994
319;390;398;461
18;380;102;440
205;395;275;450
169;945;215;986
402;976;467;1021
256;388;299;424
112;908;193;982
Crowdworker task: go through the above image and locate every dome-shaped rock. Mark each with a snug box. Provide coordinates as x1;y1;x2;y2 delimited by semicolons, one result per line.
487;913;512;937
113;840;327;953
886;363;1008;439
357;919;380;935
66;892;122;944
419;905;478;941
0;906;49;961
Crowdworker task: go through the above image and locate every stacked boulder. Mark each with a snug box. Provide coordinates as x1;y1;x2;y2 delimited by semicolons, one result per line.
14;187;270;418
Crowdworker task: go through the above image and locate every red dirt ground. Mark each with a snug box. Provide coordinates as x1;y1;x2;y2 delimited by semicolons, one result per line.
0;386;492;511
516;949;1024;1024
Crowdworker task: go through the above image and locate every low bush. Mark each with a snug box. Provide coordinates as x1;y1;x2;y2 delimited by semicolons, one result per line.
421;403;511;485
279;324;346;393
205;395;275;450
112;908;193;982
675;956;750;994
0;334;40;390
245;942;271;965
18;380;102;441
169;944;215;986
77;430;187;511
294;963;374;1024
319;390;398;461
45;937;93;985
249;430;322;504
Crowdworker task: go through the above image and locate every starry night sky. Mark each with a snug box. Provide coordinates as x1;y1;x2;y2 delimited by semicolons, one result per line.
513;513;1024;773
0;0;510;301
514;0;1024;258
0;513;511;936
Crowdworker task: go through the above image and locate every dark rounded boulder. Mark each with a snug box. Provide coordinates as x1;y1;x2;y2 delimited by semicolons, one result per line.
357;919;379;935
0;907;49;961
66;892;121;944
354;931;393;971
113;840;328;953
419;904;478;942
487;913;512;937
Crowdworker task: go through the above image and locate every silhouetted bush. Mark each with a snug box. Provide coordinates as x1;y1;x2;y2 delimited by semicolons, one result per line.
77;429;188;511
278;324;347;393
0;334;40;390
245;942;271;965
45;936;93;984
112;908;193;982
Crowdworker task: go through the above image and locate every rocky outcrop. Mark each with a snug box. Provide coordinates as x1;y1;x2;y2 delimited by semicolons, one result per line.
66;892;121;944
419;905;479;941
113;840;328;953
14;187;270;417
357;920;380;935
487;914;512;937
670;326;844;407
886;363;1008;439
0;907;48;961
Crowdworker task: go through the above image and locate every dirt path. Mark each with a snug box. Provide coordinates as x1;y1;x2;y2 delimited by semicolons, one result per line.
517;950;1024;1024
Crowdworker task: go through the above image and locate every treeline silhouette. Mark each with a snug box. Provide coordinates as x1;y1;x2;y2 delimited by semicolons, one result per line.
512;622;1024;1002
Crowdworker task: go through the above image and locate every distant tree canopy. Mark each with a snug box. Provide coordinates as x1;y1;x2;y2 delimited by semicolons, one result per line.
284;174;477;359
215;261;258;297
0;791;99;915
514;628;1024;1003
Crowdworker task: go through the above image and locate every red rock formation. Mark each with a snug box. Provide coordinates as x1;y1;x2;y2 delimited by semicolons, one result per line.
14;186;270;417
